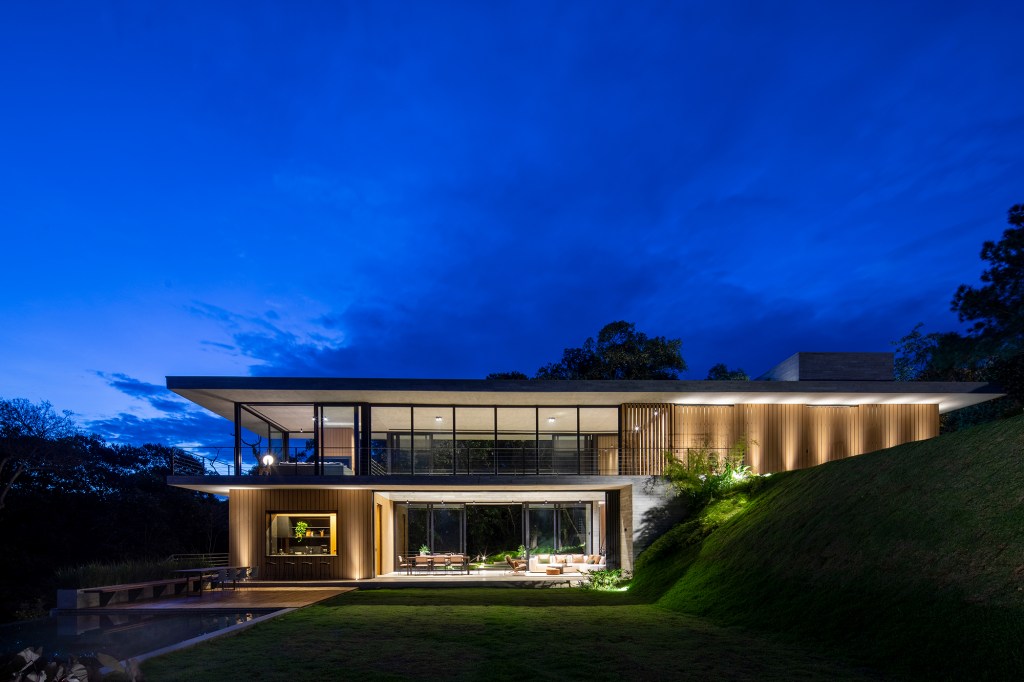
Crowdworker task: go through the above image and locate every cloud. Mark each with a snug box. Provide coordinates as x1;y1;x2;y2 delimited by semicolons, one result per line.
91;372;235;447
95;372;192;414
87;410;234;449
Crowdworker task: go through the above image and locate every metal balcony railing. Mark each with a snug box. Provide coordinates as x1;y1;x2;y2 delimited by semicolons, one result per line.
169;445;736;478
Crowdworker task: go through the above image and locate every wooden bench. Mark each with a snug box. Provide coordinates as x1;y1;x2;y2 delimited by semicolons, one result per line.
82;577;193;606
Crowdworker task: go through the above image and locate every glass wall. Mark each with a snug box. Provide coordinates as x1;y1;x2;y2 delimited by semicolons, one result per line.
321;406;357;474
556;505;590;553
399;503;466;555
580;408;619;475
235;403;620;477
496;408;537;474
432;504;463;553
527;503;592;554
413;407;453;475
371;407;412;474
527;504;555;553
455;407;494;474
539;407;578;474
240;404;316;472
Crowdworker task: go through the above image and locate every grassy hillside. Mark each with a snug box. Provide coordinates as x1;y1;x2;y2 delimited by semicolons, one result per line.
636;413;1024;679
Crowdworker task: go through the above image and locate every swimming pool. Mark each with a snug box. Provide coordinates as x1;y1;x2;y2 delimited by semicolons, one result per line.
0;609;281;661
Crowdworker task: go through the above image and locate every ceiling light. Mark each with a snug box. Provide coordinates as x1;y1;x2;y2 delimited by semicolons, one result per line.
435;416;443;423
547;417;556;423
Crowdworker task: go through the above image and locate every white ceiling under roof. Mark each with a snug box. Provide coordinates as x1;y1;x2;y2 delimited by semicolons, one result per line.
169;378;1004;429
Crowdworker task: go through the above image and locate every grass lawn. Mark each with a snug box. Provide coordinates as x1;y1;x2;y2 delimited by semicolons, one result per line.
141;588;877;681
651;413;1024;679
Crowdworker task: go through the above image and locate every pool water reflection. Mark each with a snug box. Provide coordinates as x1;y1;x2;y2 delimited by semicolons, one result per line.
0;609;280;661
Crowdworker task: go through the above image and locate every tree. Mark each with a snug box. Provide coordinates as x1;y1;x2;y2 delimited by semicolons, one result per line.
951;203;1024;346
892;324;988;382
535;321;686;380
705;363;749;381
0;398;78;512
948;203;1024;405
891;202;1024;428
485;371;529;380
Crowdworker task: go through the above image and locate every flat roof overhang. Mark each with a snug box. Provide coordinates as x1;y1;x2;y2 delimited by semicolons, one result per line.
167;474;631;497
166;376;1004;418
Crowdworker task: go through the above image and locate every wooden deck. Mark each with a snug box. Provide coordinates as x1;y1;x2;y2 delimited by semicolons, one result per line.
65;571;579;614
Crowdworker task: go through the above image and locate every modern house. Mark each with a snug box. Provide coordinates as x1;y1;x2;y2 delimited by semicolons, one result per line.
165;352;1002;581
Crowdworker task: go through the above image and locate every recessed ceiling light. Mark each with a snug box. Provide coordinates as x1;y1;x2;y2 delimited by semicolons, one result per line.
547;417;556;423
435;416;443;423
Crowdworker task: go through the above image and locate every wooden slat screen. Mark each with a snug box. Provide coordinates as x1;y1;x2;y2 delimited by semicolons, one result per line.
665;403;939;474
620;404;674;475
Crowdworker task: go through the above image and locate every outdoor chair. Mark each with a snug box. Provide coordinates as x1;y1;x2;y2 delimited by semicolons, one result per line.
212;567;235;591
397;555;414;575
414;555;433;573
449;554;467;574
506;556;526;574
243;566;258;583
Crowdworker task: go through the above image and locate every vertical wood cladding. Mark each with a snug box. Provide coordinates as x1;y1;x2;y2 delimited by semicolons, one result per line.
229;488;374;580
374;493;395;575
620;404;673;475
660;403;938;474
322;427;354;455
596;434;619;475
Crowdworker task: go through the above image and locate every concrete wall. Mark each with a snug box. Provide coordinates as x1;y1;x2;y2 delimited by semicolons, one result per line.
760;352;894;381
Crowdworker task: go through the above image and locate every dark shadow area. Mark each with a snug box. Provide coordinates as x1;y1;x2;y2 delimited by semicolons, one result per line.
466;504;522;559
318;587;646;608
634;477;692;557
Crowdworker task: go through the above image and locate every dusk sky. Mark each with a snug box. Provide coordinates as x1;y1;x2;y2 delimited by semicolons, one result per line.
2;1;1022;447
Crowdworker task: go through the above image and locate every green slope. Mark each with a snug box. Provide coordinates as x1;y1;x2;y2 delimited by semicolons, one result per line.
638;413;1024;679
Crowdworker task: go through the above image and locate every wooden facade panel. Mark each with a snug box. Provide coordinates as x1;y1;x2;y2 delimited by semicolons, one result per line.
596;434;619;475
662;403;941;475
374;493;394;575
228;488;374;580
621;404;673;475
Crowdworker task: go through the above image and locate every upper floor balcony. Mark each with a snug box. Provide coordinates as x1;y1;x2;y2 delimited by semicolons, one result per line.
170;444;621;477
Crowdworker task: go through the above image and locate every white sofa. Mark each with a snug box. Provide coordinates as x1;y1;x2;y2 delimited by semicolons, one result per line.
528;553;606;574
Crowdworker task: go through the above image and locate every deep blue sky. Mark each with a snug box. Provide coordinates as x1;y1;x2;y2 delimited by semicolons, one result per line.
2;1;1022;446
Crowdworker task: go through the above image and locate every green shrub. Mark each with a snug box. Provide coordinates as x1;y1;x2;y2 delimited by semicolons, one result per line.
579;568;630;591
54;559;189;589
485;544;527;562
661;437;757;505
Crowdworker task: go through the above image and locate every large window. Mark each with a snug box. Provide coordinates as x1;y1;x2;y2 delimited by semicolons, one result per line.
267;513;337;556
455;407;494;474
496;408;536;474
527;503;591;554
400;503;466;555
321;406;357;474
539;407;578;474
237;403;620;477
414;407;453;475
